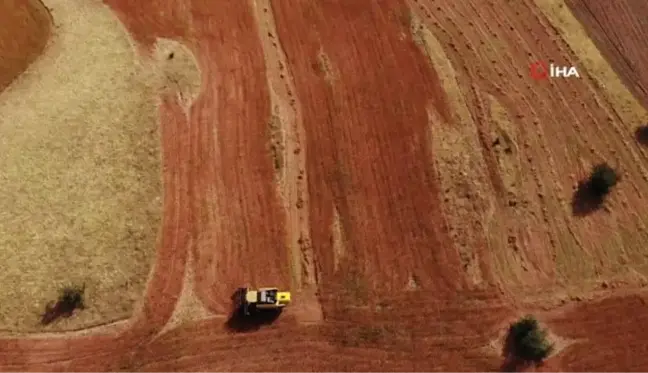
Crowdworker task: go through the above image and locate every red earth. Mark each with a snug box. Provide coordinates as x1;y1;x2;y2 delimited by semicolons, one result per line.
567;0;648;106
2;0;648;371
0;0;50;91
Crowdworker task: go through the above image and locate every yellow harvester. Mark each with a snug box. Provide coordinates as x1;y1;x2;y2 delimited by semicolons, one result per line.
239;287;291;315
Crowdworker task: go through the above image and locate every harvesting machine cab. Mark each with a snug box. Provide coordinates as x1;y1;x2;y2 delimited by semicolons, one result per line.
238;287;291;316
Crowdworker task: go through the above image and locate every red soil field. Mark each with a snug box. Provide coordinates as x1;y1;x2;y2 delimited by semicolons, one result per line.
3;0;648;371
0;0;51;91
567;0;648;108
268;0;462;295
543;293;648;371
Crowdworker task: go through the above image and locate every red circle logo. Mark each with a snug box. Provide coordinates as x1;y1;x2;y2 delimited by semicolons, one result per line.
530;61;549;80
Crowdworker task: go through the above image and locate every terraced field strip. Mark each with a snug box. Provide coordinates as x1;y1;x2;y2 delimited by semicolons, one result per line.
409;6;496;288
251;0;323;324
187;0;291;315
269;0;462;301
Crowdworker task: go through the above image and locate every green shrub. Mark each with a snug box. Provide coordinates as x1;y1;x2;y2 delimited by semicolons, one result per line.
588;163;619;197
507;315;553;364
59;284;85;310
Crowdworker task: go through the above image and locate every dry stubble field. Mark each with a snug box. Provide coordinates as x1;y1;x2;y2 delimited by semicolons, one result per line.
0;0;175;333
1;0;648;371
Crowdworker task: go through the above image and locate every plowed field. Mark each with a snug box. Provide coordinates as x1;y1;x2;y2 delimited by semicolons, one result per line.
2;0;648;371
567;0;648;107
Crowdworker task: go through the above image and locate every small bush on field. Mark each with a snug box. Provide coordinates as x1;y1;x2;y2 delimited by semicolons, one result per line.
588;163;619;197
504;315;553;367
41;284;86;325
635;125;648;146
572;162;619;216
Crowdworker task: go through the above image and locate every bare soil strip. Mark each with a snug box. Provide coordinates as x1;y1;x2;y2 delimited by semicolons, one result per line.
186;0;291;315
251;0;323;324
269;0;460;298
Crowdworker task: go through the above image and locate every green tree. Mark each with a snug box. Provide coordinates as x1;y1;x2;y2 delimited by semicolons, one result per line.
59;284;85;311
588;163;619;197
507;315;553;364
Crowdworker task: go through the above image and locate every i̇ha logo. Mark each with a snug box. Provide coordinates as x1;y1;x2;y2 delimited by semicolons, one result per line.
530;61;580;80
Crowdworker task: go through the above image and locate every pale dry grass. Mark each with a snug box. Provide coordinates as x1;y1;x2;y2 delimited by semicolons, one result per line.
409;9;491;286
0;0;199;333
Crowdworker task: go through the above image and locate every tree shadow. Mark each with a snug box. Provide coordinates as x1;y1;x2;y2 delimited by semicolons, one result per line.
40;302;78;325
635;126;648;146
40;284;85;325
571;180;604;216
500;330;523;372
224;288;283;333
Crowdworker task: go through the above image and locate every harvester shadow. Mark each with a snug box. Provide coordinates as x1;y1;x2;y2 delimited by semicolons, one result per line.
571;180;604;217
635;126;648;146
225;288;282;333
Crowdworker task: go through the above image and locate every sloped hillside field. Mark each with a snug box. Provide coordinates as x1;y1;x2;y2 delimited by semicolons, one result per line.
1;0;648;370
